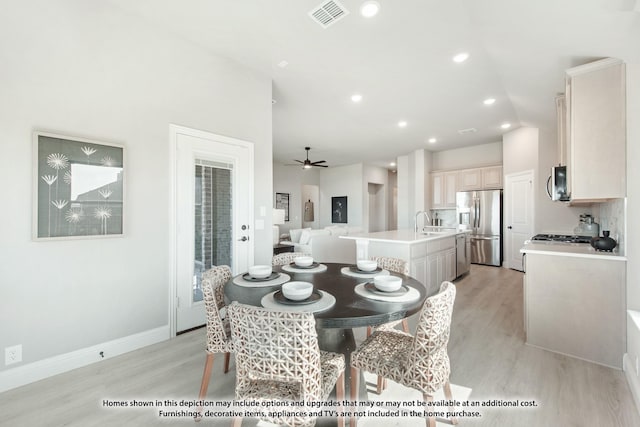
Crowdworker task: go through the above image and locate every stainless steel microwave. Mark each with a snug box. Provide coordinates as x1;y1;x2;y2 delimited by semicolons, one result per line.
547;165;570;201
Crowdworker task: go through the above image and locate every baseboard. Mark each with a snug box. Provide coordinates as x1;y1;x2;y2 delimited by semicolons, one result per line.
0;325;170;393
624;353;640;415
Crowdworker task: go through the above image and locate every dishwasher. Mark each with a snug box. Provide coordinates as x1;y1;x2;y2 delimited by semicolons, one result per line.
456;233;470;278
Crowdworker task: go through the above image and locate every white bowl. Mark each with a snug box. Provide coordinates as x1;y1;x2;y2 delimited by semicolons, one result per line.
357;259;377;272
294;256;314;267
282;281;314;300
373;275;403;292
248;265;272;279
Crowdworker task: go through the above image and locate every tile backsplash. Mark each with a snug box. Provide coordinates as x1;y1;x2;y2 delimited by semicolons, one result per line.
597;198;626;255
430;209;457;227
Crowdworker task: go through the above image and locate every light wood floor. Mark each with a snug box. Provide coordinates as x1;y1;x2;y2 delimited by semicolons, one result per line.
1;265;638;426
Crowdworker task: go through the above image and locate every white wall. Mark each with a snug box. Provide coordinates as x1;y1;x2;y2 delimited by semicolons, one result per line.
432;142;503;170
388;170;398;230
319;164;363;228
272;163;320;233
0;0;271;378
396;155;412;229
627;63;640;310
363;164;389;232
503;127;588;234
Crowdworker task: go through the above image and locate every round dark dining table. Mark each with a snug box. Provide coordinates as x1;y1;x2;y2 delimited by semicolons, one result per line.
224;262;438;423
224;262;434;330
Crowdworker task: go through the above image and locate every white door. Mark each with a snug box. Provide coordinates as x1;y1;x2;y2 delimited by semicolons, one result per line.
504;170;534;271
170;125;254;334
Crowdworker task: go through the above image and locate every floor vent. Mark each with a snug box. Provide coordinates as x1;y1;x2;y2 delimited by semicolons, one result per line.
308;0;349;28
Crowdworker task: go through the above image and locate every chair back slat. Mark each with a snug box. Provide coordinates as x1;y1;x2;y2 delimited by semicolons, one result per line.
201;265;232;353
272;252;312;266
407;281;456;391
370;256;409;275
228;302;323;401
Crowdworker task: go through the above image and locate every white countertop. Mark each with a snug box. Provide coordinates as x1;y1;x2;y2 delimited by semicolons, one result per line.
520;242;626;261
340;228;465;244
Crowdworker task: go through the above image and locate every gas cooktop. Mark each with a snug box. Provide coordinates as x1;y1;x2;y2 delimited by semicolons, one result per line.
531;234;593;244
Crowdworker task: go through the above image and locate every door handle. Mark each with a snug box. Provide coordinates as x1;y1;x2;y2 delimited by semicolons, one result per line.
508;226;513;229
238;236;249;242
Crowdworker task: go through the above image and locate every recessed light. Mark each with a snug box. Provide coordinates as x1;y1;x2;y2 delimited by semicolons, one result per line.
360;1;380;18
483;98;496;105
277;60;289;68
351;94;363;103
428;138;437;143
501;123;511;129
390;162;396;167
453;52;469;63
398;121;408;128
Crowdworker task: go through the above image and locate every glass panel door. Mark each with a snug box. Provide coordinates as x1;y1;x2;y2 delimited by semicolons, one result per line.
192;160;232;303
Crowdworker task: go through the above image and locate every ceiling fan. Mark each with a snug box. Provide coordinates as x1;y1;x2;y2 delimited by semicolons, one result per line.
289;147;328;169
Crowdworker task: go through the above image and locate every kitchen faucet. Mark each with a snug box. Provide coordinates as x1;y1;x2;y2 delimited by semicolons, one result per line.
414;210;431;232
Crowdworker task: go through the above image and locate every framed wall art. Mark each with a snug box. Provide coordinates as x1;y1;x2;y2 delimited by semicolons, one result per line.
33;131;124;240
331;196;347;224
275;192;290;222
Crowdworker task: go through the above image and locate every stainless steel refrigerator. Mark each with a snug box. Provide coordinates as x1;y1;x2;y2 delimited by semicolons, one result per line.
456;189;502;266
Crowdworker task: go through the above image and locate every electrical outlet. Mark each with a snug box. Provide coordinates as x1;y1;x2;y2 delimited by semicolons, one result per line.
5;345;22;365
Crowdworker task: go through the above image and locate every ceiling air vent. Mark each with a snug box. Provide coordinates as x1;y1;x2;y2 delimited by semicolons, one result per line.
457;128;477;135
309;0;349;28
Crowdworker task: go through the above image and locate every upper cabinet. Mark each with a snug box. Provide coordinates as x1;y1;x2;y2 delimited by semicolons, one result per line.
481;166;503;189
431;171;458;208
458;169;482;191
431;166;502;208
566;58;626;201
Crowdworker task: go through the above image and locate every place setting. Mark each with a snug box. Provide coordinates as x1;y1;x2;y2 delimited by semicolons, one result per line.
261;281;335;313
281;255;328;273
341;259;391;278
232;264;291;288
354;275;420;303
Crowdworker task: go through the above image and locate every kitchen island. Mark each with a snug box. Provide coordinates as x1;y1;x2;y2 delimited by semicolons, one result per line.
341;229;466;288
521;242;626;368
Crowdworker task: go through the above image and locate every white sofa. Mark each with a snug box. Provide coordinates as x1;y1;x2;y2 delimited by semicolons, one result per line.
281;225;362;264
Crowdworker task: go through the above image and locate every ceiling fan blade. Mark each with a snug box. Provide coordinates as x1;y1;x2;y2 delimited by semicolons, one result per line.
313;164;329;168
310;160;327;165
293;159;304;163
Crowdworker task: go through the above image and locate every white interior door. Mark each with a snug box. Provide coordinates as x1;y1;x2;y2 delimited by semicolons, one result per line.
171;125;253;334
504;170;534;271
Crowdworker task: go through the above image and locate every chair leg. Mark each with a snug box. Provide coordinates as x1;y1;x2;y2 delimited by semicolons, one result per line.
195;353;214;421
443;381;459;425
350;366;359;427
336;371;345;427
231;417;242;427
223;352;231;374
366;326;372;337
376;375;384;394
401;319;409;333
424;394;436;427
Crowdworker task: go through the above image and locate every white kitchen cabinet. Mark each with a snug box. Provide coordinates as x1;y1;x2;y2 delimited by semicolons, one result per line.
444;248;456;281
566;58;626;201
458;168;483;191
523;252;625;368
481;166;503;189
362;233;456;289
431;172;444;207
423;239;456;287
431;171;458;208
